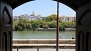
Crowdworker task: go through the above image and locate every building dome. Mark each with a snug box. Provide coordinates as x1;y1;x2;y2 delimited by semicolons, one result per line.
37;14;42;17
31;11;35;17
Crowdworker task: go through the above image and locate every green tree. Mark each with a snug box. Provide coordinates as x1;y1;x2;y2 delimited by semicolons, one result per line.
44;14;57;22
26;23;31;31
39;21;48;28
59;22;65;31
49;14;57;21
17;18;28;31
49;21;57;28
13;22;18;31
31;20;40;31
44;16;51;22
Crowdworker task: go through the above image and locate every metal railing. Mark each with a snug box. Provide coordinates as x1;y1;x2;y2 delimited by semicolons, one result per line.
16;46;40;51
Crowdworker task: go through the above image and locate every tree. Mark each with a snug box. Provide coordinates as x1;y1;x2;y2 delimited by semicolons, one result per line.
59;23;65;31
26;23;31;31
39;21;48;28
44;16;51;22
44;14;57;22
49;14;57;21
17;18;28;31
13;22;18;30
31;20;40;31
49;21;57;28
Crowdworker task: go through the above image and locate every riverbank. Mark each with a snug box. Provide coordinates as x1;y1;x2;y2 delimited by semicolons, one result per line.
65;28;76;31
13;28;76;31
13;39;75;49
13;39;75;44
38;28;76;31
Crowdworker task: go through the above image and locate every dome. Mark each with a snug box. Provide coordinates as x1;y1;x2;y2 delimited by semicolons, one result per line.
31;11;35;17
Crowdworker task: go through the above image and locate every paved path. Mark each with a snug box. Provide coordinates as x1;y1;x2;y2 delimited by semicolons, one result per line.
13;48;75;51
13;44;75;46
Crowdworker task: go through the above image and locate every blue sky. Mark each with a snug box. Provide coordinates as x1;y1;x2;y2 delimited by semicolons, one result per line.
13;0;76;17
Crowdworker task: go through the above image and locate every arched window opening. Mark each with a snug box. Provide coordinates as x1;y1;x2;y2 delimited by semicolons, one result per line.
13;0;76;51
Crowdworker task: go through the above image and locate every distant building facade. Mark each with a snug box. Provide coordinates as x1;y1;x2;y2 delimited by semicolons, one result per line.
13;11;76;22
60;16;76;22
13;11;44;22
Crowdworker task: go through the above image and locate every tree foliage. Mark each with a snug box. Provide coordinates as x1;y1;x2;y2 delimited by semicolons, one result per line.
31;20;40;31
13;14;76;31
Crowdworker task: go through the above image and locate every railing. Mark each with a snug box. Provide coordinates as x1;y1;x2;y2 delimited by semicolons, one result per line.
16;46;40;51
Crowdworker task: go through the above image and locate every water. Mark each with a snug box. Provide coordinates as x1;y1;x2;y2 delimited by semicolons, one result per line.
13;31;75;39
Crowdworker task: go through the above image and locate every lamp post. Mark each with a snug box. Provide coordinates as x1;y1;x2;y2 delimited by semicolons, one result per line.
56;0;59;51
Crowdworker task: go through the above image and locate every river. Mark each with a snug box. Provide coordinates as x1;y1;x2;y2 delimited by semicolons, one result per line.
13;31;75;39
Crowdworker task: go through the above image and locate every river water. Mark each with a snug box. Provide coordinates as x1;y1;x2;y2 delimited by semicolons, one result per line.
13;31;75;39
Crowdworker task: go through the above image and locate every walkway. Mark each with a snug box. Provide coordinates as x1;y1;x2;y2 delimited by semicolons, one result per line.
13;48;75;51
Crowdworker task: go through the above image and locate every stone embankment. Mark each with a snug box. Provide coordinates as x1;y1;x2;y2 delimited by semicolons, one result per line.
65;28;76;31
13;39;75;48
38;28;56;31
38;28;76;31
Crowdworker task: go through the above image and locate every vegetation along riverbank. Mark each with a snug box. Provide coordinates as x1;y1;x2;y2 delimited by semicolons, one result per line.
13;14;76;31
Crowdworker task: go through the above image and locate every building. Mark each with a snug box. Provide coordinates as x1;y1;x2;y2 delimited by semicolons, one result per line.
60;16;76;22
13;12;76;22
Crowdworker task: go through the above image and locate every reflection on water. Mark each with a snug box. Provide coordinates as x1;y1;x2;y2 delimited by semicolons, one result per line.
13;31;75;39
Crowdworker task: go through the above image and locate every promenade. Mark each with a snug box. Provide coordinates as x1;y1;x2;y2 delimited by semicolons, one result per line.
13;48;75;51
13;39;75;49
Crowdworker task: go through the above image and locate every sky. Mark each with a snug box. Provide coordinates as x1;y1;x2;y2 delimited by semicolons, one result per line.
13;0;76;17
